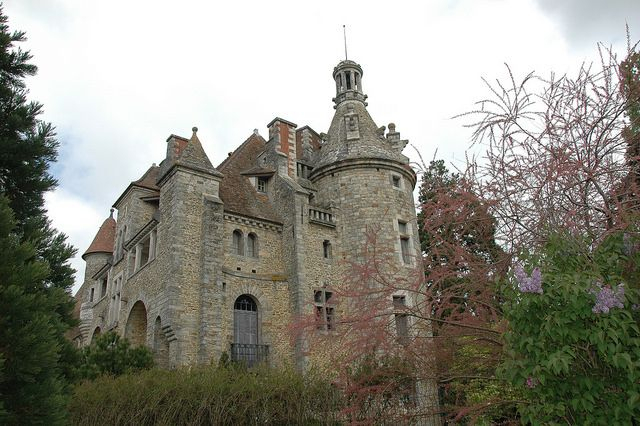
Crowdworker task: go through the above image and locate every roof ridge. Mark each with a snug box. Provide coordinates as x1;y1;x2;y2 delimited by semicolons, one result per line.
218;132;266;171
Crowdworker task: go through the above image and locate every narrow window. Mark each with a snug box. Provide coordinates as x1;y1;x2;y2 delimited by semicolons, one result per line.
139;237;150;266
392;175;401;188
393;295;409;342
323;240;332;259
89;287;95;302
346;72;352;90
100;277;108;298
314;289;334;331
398;221;411;264
247;233;258;258
232;230;244;255
257;177;267;193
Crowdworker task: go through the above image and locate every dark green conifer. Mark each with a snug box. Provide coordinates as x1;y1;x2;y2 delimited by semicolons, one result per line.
0;6;76;424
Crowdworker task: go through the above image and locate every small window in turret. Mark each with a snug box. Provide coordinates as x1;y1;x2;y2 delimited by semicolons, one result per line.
346;72;352;90
392;175;402;189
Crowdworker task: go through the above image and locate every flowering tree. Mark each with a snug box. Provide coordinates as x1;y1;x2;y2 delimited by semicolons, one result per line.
462;41;640;252
293;160;512;424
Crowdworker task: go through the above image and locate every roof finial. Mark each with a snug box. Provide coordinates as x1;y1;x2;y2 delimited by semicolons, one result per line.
192;126;198;134
109;208;114;218
343;25;348;61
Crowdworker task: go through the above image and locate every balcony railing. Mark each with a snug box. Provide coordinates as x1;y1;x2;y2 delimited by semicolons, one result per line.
309;207;336;227
230;343;269;367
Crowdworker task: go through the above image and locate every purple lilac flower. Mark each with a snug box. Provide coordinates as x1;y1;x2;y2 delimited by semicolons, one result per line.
515;264;543;294
526;377;538;388
591;281;625;314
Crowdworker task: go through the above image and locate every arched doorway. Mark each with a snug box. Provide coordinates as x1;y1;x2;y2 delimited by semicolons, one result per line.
125;301;148;347
232;294;267;366
91;326;101;343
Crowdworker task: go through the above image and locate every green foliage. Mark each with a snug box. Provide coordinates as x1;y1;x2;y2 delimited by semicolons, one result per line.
0;196;70;425
78;332;154;380
0;8;77;423
500;233;640;424
69;364;341;425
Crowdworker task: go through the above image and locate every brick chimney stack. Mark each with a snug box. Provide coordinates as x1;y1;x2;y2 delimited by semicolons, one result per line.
267;117;297;178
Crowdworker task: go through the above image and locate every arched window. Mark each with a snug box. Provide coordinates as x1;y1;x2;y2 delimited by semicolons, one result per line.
247;233;258;258
232;230;244;255
232;295;267;366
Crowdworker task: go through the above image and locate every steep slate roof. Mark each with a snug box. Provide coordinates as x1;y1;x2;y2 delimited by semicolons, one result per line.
313;100;407;171
217;133;282;224
82;213;116;259
133;165;160;191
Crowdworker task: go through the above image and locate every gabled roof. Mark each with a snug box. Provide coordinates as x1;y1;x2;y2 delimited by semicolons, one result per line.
133;165;160;191
82;212;116;259
217;133;282;224
113;165;161;208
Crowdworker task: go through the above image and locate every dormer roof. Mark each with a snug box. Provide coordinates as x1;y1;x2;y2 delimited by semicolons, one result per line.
218;133;282;224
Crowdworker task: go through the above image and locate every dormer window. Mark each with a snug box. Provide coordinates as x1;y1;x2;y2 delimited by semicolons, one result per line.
257;177;268;193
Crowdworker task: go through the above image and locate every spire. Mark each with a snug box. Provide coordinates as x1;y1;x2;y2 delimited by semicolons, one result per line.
332;60;367;108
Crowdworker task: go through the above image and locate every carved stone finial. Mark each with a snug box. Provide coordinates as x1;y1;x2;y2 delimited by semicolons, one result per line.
388;123;396;132
192;126;198;133
109;208;114;218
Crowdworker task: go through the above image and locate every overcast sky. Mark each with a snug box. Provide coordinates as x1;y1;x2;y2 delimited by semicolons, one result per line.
3;0;638;293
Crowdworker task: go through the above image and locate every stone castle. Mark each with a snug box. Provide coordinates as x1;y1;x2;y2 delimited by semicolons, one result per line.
71;59;422;369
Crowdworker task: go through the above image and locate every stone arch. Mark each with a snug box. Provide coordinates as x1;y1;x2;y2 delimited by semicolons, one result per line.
91;326;101;343
228;282;272;317
125;300;148;347
153;316;170;368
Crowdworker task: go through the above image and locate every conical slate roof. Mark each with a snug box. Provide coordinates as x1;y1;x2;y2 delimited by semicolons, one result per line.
313;100;407;172
82;212;116;259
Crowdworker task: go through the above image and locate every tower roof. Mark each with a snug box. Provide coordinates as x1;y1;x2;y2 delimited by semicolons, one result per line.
82;211;116;259
312;59;409;174
174;127;220;176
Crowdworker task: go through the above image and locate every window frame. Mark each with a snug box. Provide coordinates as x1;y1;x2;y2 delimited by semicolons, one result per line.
314;288;335;331
247;232;258;258
232;229;244;256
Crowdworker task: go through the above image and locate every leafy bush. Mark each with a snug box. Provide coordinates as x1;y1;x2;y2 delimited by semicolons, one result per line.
500;233;640;424
77;332;154;380
69;364;340;425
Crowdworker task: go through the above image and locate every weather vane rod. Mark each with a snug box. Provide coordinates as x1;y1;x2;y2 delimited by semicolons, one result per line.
343;25;348;60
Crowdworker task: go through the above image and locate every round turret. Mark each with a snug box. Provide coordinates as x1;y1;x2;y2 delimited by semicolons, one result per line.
312;59;421;268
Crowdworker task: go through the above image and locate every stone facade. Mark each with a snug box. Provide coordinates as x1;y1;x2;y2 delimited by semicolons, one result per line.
72;59;423;371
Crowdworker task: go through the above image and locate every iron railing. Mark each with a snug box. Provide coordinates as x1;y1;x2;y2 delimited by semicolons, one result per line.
230;343;269;367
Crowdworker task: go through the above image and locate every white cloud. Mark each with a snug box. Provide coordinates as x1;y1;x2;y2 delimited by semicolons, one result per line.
4;0;637;291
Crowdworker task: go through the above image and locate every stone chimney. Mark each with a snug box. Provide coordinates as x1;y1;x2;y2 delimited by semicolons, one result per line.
165;134;189;163
267;117;297;177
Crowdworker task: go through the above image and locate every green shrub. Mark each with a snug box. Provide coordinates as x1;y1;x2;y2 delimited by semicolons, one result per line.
69;364;341;425
77;332;154;380
500;233;640;424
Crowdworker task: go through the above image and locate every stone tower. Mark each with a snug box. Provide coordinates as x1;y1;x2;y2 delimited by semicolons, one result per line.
310;59;420;271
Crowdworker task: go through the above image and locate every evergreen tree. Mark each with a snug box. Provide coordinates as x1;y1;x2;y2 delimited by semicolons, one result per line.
0;6;76;424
